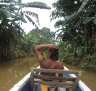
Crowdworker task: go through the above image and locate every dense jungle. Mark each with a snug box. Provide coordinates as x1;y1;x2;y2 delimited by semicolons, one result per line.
0;0;96;91
0;0;96;72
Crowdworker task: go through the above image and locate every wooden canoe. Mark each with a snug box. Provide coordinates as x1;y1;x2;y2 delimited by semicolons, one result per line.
10;66;91;91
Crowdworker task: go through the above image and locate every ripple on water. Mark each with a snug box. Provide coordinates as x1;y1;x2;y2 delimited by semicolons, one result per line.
0;57;38;91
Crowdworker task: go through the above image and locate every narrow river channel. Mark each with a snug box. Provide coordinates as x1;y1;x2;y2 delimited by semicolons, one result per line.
0;57;96;91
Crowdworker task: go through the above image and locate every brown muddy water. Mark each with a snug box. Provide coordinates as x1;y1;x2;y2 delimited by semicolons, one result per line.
0;57;39;91
64;63;96;91
0;58;96;91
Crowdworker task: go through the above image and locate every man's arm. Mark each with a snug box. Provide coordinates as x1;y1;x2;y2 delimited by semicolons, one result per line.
35;44;57;63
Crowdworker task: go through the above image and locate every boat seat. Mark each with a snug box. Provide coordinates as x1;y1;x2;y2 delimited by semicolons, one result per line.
30;68;80;91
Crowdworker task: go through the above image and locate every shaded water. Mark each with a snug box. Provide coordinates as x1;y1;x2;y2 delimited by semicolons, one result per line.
0;58;96;91
0;57;38;91
64;63;96;91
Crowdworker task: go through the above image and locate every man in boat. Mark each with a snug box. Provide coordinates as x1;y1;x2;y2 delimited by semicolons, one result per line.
35;44;64;75
35;44;64;91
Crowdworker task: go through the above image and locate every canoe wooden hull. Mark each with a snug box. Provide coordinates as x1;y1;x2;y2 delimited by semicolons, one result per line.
10;66;91;91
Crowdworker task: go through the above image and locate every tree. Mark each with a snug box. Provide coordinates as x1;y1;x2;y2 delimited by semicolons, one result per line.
0;1;51;60
51;0;83;19
51;0;83;41
62;0;96;54
22;27;55;55
51;0;96;54
51;0;96;69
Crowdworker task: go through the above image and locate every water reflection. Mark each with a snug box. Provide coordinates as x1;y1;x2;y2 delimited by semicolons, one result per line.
64;63;96;91
0;57;38;91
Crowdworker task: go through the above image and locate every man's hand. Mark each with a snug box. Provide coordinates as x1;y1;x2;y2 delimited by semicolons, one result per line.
35;44;58;50
48;44;58;49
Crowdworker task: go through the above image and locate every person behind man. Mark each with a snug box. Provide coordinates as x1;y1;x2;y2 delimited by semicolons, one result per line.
35;44;64;71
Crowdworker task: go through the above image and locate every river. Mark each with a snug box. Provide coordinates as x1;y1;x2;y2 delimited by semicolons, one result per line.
0;57;96;91
64;63;96;91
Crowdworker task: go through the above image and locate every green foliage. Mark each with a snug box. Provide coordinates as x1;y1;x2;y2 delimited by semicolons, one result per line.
58;40;81;65
89;54;96;61
52;0;96;51
61;0;96;51
0;1;51;60
7;49;27;60
26;1;51;9
0;26;55;60
51;0;96;72
80;54;96;71
76;47;84;57
20;27;56;57
58;41;68;61
80;62;88;69
51;0;82;19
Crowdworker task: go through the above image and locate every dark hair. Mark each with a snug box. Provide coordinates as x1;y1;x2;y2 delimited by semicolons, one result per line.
49;48;59;61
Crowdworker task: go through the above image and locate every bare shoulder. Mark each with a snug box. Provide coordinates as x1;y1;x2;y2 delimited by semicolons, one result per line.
54;61;64;69
56;60;63;65
40;60;52;68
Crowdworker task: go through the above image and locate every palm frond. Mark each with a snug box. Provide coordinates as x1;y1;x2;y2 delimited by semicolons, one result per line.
56;31;63;40
78;0;90;12
12;12;27;23
93;13;96;24
83;17;93;24
54;20;65;28
24;1;51;9
0;3;15;7
51;28;63;38
23;11;40;25
0;8;12;18
25;14;38;29
9;19;24;32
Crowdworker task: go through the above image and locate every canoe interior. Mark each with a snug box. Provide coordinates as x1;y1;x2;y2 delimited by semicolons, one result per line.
20;75;82;91
10;67;91;91
20;80;82;91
